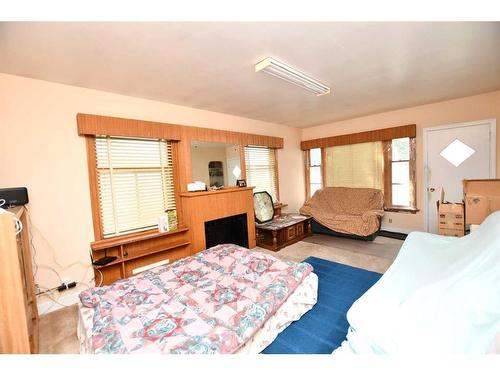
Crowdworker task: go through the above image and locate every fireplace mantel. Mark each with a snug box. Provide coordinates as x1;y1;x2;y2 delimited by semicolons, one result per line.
180;187;256;254
180;186;254;197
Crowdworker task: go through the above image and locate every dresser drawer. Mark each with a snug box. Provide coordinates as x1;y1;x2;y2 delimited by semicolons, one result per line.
296;223;304;236
286;226;296;241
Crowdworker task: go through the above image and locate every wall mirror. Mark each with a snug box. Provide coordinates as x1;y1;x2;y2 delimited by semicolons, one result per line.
191;141;241;188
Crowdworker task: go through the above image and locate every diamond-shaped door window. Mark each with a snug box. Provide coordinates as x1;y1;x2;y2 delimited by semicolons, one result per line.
439;139;476;167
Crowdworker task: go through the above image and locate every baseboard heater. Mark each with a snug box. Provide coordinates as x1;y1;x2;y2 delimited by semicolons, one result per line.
132;259;169;275
378;230;408;240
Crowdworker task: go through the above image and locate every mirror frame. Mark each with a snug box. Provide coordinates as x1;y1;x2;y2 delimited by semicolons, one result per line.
253;191;275;224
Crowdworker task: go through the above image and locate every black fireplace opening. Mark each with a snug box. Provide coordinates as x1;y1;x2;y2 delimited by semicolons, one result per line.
204;213;248;249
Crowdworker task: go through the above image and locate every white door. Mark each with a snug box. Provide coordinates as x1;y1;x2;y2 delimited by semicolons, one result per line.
425;119;496;233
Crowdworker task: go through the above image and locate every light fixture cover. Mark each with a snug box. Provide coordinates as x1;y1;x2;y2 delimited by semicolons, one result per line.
255;57;331;96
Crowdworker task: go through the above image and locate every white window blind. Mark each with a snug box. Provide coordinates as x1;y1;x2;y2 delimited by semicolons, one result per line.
324;141;384;190
244;146;278;203
95;136;176;238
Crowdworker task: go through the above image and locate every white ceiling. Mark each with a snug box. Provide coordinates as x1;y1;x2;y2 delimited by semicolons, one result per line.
1;22;499;128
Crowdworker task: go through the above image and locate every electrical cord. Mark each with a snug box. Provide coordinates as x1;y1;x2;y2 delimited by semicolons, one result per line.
78;264;94;289
24;205;90;271
95;268;104;287
0;199;23;235
22;205;95;310
36;264;63;283
37;285;74;315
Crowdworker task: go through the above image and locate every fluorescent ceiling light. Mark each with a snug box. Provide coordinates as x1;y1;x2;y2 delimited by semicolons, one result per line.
255;57;331;96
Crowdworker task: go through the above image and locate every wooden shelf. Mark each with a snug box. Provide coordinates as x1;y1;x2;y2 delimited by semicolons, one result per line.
180;187;254;197
93;241;191;269
91;226;189;251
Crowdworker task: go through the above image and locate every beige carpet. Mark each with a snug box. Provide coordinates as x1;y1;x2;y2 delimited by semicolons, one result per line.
38;235;402;354
258;235;401;274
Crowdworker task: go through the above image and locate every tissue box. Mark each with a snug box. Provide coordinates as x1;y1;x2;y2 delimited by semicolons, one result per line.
187;181;206;192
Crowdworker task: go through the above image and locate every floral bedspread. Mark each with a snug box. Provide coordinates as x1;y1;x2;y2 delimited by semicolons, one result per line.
79;244;313;354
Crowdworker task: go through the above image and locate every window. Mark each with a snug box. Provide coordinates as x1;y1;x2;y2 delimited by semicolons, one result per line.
387;137;416;209
301;125;417;212
95;136;177;238
308;148;322;197
324;141;384;190
244;146;279;203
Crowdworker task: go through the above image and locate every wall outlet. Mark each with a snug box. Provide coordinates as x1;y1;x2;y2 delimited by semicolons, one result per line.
388;218;393;223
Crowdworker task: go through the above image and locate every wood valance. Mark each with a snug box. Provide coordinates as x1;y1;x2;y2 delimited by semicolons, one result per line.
300;124;416;150
77;113;283;148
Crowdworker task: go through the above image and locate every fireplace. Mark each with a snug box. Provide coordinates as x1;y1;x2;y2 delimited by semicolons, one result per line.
204;213;249;249
180;187;256;254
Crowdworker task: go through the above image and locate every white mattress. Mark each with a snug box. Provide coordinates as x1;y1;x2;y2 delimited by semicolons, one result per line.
78;272;318;354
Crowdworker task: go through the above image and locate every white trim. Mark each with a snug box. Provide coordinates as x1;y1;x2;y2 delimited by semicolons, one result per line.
423;118;496;232
37;290;80;315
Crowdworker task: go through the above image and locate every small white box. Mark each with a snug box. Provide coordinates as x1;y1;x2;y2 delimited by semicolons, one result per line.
187;181;206;191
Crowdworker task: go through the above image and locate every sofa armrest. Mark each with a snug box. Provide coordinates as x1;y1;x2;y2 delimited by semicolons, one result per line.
361;209;384;221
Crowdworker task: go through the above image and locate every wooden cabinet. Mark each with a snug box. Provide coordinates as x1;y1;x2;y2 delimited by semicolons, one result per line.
91;226;191;286
256;216;313;252
0;206;39;353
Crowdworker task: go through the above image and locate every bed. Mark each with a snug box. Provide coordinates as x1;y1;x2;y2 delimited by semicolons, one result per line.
78;244;318;354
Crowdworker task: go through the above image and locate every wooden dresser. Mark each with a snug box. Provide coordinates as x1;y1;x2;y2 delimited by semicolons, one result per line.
0;206;39;353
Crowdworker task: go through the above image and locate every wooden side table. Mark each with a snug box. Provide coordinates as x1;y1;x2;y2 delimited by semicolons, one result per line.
256;214;312;251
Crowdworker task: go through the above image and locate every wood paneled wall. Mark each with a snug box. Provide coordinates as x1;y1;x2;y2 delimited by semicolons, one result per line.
77;113;284;199
77;113;283;148
300;124;416;150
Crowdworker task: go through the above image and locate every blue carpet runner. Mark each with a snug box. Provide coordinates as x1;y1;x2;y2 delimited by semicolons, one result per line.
262;257;382;354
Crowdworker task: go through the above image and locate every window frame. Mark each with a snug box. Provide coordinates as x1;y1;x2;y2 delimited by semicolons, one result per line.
304;148;323;199
383;137;418;212
244;145;280;203
85;135;182;241
302;131;417;213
